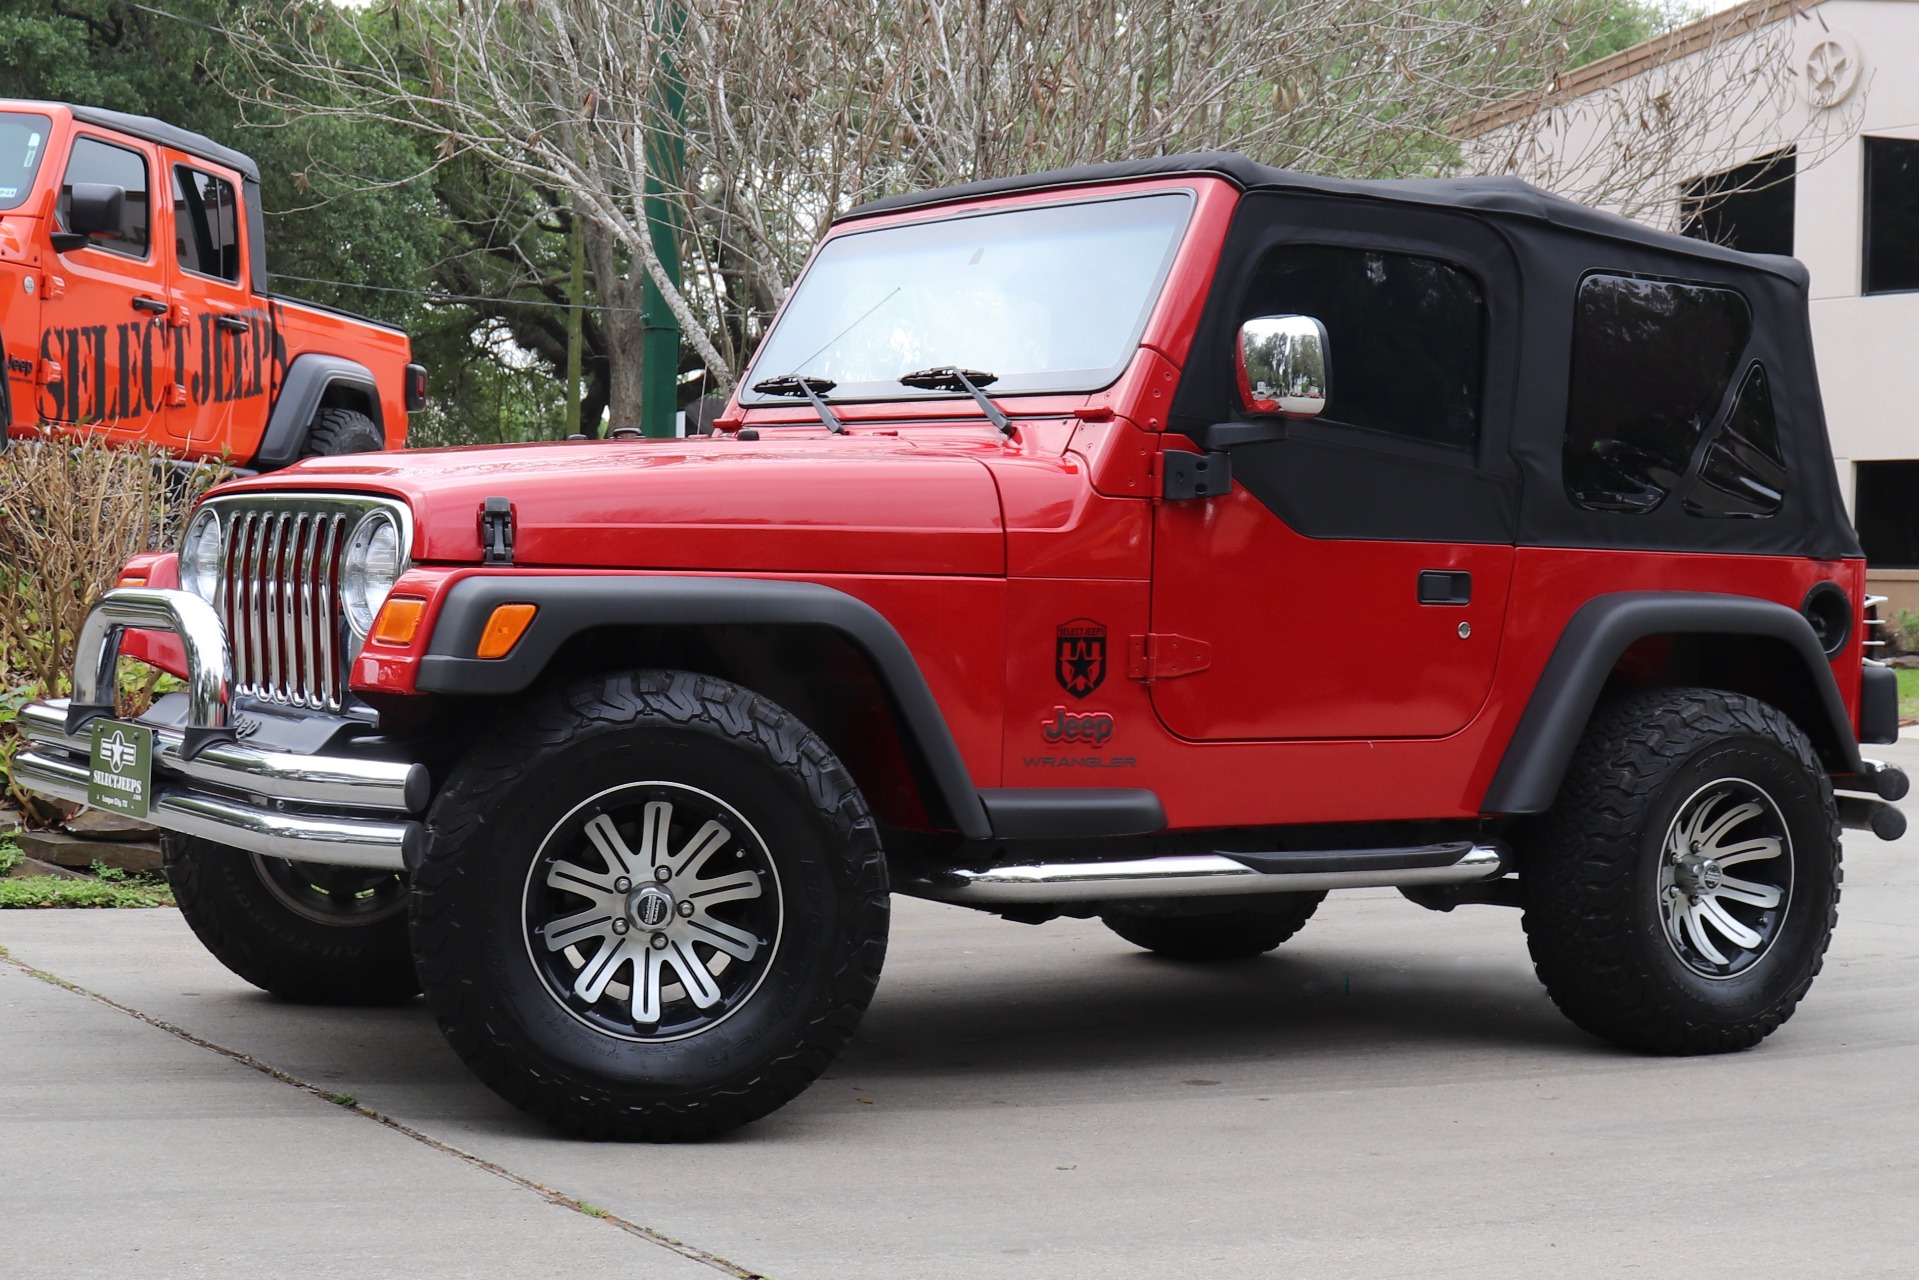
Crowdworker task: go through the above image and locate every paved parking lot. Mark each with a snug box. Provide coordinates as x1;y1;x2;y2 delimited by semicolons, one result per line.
6;742;1919;1279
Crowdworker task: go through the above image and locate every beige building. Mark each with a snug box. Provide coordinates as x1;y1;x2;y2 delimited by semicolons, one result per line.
1463;0;1919;613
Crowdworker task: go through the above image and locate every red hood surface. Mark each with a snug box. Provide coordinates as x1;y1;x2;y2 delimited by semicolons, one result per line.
217;432;1013;576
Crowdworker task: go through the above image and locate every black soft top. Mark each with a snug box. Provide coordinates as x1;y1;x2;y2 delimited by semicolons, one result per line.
842;152;1857;562
61;103;262;185
839;151;1808;287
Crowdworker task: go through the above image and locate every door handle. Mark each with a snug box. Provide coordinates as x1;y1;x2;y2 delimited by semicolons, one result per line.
214;314;250;333
132;295;169;315
1417;570;1472;605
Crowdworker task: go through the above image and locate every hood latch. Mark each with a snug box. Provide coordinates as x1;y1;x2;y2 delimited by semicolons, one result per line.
480;496;515;565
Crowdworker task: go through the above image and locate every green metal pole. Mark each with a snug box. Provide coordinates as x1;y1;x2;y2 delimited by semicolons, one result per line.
564;197;584;438
640;4;686;438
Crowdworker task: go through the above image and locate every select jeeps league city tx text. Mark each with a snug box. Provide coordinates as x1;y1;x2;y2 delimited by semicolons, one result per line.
15;154;1907;1140
1;102;422;465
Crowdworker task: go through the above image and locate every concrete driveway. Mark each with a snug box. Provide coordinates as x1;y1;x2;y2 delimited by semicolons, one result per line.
5;743;1918;1279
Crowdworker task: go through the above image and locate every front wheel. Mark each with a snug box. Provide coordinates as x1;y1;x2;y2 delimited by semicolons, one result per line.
412;670;889;1141
1521;688;1841;1054
165;836;418;1004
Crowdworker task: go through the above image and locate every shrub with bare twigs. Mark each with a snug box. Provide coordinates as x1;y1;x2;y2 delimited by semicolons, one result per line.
0;439;224;818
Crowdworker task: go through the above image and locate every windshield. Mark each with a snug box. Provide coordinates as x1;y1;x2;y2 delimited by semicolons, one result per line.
0;113;52;211
743;190;1194;404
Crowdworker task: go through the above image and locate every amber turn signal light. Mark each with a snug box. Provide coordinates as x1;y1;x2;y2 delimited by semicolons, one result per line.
117;573;149;587
476;603;537;659
370;596;427;647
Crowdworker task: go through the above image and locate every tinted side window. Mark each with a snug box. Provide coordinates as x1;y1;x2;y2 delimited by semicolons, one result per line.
57;135;150;257
1564;274;1751;512
1855;460;1919;567
1864;137;1919;295
1681;148;1795;257
1683;364;1785;518
173;166;241;282
1242;245;1484;450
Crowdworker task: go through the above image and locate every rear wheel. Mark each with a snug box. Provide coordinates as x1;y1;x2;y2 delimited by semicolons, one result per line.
165;836;418;1004
412;670;889;1141
1521;688;1840;1054
1102;893;1325;960
300;407;384;457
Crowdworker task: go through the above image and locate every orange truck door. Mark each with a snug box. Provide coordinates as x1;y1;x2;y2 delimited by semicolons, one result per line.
37;129;168;443
164;154;265;451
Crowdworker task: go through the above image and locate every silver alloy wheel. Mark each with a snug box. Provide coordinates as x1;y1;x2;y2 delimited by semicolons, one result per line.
521;781;782;1043
250;854;410;927
1656;778;1794;980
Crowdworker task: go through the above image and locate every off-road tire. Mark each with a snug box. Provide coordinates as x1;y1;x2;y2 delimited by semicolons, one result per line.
411;669;889;1141
164;836;420;1004
1521;687;1840;1054
1102;893;1326;960
300;407;384;457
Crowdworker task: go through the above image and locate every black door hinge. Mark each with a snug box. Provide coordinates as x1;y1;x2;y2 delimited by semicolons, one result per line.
481;496;515;564
1162;450;1232;500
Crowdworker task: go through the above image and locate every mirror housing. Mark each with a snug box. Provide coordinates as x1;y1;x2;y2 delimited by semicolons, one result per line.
1236;314;1329;418
52;183;124;252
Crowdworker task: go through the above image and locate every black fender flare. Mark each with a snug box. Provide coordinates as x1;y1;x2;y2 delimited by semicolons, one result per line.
415;574;999;840
255;354;381;469
1482;591;1865;815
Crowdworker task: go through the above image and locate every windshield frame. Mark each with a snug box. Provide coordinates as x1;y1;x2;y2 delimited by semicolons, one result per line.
740;187;1198;408
0;111;54;213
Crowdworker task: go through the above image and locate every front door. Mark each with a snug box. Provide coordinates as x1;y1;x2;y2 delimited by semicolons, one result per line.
37;129;169;442
1149;194;1522;741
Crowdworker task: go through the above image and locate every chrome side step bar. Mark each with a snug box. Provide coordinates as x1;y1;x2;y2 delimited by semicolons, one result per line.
899;840;1508;906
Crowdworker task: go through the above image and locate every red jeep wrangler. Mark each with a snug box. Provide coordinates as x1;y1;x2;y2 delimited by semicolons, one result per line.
0;102;423;465
15;154;1906;1140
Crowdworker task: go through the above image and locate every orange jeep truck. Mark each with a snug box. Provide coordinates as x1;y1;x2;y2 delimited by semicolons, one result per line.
0;102;424;466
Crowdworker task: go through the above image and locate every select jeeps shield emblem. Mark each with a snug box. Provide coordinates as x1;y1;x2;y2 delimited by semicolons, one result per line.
1055;618;1107;699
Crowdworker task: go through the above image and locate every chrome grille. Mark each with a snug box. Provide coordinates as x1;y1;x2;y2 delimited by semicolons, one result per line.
206;495;408;712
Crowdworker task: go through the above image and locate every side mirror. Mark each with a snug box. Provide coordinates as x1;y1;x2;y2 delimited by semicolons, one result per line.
52;183;125;251
1236;314;1329;418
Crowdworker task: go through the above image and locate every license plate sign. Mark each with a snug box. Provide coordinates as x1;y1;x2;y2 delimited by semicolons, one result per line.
88;721;153;819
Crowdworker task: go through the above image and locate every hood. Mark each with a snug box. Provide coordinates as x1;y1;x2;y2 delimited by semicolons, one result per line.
220;433;1008;576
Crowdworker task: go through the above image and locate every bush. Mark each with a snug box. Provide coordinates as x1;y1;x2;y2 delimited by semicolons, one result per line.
0;438;225;816
1896;609;1919;656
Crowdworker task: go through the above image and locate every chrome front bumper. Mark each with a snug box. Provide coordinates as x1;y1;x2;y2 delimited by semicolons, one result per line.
13;588;424;871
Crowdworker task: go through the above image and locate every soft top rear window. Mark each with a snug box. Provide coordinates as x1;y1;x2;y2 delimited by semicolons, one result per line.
1564;273;1752;513
0;112;53;211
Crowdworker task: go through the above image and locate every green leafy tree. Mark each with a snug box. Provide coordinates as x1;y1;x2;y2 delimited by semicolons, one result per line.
0;0;574;441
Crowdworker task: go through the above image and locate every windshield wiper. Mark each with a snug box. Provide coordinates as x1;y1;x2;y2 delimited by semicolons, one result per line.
749;374;845;434
897;366;1014;435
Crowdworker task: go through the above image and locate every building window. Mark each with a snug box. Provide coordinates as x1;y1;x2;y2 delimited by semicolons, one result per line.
1864;137;1919;294
1682;148;1795;257
1240;245;1484;450
1854;461;1919;566
1564;273;1751;513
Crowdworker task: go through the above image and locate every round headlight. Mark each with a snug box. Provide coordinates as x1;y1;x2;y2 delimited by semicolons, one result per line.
179;507;223;602
341;512;403;635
